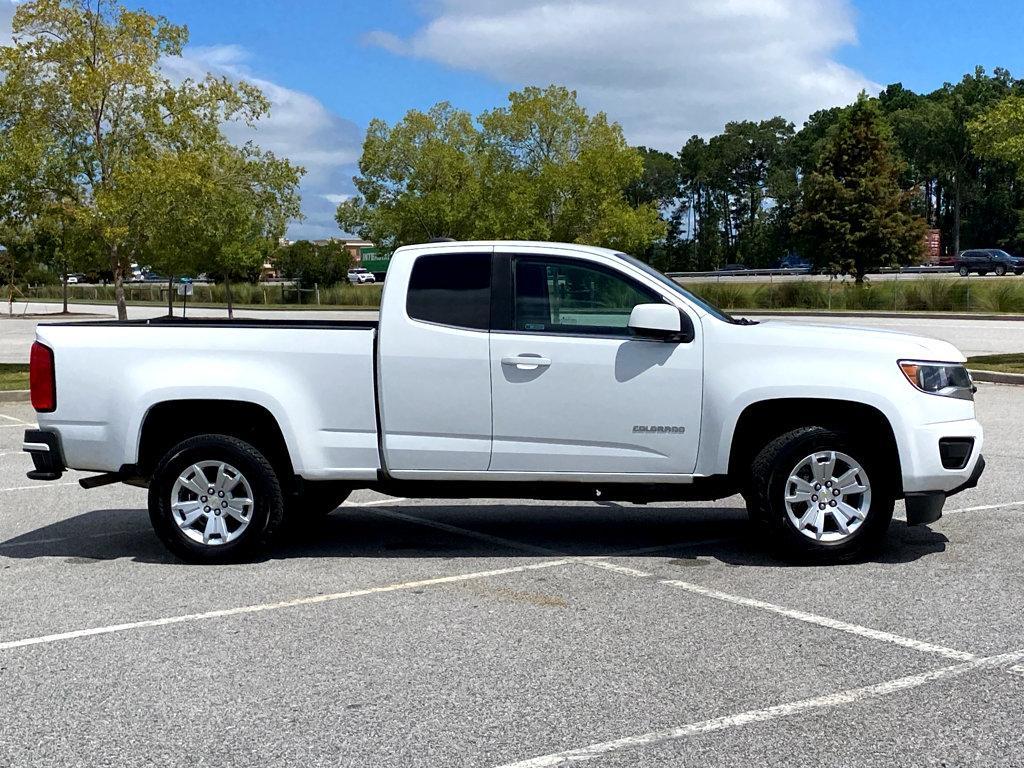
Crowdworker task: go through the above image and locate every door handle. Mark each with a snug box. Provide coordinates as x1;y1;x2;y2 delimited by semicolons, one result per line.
501;354;551;370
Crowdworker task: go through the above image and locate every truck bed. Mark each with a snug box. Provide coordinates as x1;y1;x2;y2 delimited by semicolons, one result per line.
43;316;379;330
35;320;381;479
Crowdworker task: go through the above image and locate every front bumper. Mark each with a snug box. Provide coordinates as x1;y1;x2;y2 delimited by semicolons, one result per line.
905;454;986;525
23;429;66;481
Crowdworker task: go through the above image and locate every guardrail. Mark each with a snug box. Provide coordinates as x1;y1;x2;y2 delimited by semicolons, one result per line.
666;265;956;278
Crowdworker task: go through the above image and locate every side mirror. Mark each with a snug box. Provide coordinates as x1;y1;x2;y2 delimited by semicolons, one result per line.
628;304;693;342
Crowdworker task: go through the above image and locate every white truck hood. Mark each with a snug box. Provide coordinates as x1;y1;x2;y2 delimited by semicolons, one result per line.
749;319;966;363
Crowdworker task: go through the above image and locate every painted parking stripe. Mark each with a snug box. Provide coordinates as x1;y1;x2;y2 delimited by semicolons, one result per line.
0;559;571;652
0;481;80;493
366;506;980;664
366;504;730;559
585;560;978;662
946;499;1024;514
505;648;1024;768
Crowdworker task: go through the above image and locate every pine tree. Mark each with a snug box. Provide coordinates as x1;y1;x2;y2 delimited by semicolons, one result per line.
794;96;925;282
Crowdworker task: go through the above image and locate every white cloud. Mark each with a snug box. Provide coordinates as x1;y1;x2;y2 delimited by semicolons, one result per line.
322;193;354;205
367;0;878;149
0;0;16;46
160;46;363;240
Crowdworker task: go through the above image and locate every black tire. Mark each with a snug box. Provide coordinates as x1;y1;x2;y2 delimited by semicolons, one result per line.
995;265;1007;276
746;427;894;563
148;434;285;563
285;484;351;520
958;266;970;277
1015;270;1023;276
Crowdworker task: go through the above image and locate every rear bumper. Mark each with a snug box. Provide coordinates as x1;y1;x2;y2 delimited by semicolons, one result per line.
23;429;66;481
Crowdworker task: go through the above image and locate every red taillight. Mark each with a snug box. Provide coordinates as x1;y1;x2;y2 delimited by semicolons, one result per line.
29;342;56;412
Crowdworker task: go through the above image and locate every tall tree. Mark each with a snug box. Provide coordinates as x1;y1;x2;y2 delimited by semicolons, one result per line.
793;96;926;281
0;0;270;319
338;86;664;255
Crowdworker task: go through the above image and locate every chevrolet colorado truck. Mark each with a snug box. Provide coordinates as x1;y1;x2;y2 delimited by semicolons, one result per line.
23;240;985;562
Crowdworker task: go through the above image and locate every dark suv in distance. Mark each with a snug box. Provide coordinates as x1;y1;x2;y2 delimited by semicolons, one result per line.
954;249;1024;276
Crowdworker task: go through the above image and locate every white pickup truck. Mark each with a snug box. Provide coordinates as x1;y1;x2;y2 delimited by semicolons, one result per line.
24;240;985;563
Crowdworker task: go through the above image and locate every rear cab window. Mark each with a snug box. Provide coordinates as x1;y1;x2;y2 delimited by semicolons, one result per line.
406;252;491;330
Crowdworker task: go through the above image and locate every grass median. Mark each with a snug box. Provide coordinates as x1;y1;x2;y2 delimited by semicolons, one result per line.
0;364;29;391
965;354;1024;374
19;277;1024;314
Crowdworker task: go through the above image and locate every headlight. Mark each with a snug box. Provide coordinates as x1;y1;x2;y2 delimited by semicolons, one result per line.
898;361;975;400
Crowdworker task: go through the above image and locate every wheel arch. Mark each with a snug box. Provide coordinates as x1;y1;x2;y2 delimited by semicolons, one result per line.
727;398;902;493
136;400;295;486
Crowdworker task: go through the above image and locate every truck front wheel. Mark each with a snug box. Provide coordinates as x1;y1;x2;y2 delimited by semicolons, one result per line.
148;434;285;563
747;427;894;562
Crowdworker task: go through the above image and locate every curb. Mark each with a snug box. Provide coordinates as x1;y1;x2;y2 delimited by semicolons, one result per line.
969;370;1024;386
0;389;30;404
747;310;1024;322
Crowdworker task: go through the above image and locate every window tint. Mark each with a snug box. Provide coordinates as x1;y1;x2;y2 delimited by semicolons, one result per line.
407;252;491;330
514;257;659;336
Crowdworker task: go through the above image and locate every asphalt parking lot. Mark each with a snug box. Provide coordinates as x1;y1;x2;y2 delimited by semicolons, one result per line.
1;386;1023;766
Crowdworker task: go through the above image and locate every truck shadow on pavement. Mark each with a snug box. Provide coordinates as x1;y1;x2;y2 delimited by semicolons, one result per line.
0;502;949;567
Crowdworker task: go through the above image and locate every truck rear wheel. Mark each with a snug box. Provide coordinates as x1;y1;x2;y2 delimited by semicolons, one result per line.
148;434;284;563
746;427;894;562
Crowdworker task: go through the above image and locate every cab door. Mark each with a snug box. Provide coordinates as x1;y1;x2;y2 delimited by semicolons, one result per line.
488;250;702;477
378;248;494;471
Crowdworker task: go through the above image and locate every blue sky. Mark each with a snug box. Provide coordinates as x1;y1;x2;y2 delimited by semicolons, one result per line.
21;0;1024;238
144;0;1024;133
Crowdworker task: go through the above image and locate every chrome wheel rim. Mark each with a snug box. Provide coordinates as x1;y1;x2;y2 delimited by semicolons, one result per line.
170;461;255;546
784;451;871;543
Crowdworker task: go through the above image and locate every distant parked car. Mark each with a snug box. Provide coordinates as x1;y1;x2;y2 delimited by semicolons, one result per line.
778;254;812;272
65;274;84;284
347;267;376;284
954;249;1024;276
716;263;747;272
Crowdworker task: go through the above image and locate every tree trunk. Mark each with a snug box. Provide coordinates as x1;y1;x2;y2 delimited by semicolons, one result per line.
62;273;69;314
953;176;962;255
225;274;234;319
167;276;174;317
112;246;127;321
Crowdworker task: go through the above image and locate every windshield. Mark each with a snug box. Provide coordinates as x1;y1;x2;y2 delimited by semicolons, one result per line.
351;268;367;273
614;252;745;324
992;249;1012;258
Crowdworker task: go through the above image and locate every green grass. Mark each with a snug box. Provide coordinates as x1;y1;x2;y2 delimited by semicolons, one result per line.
965;354;1024;375
22;282;383;308
18;277;1024;314
0;364;29;391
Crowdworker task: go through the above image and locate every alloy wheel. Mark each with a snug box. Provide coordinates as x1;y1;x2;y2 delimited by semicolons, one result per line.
783;451;871;543
170;460;255;546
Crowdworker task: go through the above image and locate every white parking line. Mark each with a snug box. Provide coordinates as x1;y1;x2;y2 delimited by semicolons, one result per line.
0;481;80;492
366;507;981;663
0;422;36;429
946;499;1024;514
0;413;27;424
341;497;409;507
0;559;571;652
504;648;1024;767
0;527;148;550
